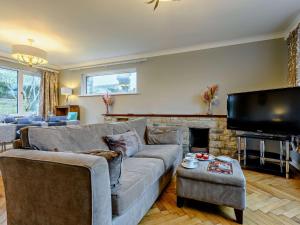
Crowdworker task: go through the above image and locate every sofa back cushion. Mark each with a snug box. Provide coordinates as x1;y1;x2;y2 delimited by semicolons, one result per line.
146;126;183;145
4;116;16;124
29;115;44;122
109;118;147;144
28;124;113;152
16;118;32;124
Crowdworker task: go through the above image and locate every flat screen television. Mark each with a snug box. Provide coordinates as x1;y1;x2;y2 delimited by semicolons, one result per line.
227;87;300;135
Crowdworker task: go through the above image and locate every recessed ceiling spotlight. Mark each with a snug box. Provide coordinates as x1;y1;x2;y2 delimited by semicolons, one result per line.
147;0;180;11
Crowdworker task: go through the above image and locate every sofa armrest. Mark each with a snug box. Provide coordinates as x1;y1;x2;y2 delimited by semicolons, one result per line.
0;150;112;225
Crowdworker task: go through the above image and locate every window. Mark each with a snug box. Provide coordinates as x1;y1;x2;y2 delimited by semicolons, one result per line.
22;73;41;114
0;67;41;115
0;68;18;114
82;69;137;95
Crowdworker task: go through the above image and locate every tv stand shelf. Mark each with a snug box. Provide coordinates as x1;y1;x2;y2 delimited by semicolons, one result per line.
236;133;291;179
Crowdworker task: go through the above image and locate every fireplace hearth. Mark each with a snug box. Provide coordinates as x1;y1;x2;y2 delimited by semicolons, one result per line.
189;128;210;153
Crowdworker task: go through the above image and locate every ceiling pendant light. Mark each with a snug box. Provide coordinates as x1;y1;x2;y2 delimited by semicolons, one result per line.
147;0;180;11
11;39;48;67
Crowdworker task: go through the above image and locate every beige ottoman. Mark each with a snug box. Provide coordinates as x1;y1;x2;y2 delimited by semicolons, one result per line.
176;159;246;224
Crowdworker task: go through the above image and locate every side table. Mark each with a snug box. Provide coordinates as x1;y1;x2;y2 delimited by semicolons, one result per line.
237;133;291;179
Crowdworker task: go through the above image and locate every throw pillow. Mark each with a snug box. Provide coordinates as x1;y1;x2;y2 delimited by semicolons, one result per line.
146;126;182;145
104;131;142;157
67;112;78;121
82;150;123;188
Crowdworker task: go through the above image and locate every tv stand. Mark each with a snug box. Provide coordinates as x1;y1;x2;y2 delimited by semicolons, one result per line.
236;133;291;179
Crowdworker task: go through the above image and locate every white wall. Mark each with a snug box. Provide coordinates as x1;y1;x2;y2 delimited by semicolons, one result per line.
59;39;287;124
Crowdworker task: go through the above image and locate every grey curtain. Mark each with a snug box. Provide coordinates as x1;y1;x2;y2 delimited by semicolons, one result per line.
287;24;300;87
39;71;59;119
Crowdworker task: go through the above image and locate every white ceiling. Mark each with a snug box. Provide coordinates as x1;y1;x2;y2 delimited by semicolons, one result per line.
0;0;299;69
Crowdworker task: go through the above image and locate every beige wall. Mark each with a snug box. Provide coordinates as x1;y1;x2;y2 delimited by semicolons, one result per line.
59;39;287;124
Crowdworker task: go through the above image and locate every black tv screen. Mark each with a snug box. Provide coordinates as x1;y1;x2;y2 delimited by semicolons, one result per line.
227;87;300;135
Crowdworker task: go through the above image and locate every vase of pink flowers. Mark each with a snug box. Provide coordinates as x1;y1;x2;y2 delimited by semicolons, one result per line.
202;85;218;115
102;92;114;114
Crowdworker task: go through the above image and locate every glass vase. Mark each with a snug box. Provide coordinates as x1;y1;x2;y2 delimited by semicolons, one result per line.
207;102;213;115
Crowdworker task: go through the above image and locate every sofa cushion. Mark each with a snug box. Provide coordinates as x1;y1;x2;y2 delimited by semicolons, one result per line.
146;126;183;145
109;118;147;144
133;145;180;171
104;131;142;157
47;116;67;122
16;117;32;124
111;157;164;215
82;150;123;188
28;124;113;152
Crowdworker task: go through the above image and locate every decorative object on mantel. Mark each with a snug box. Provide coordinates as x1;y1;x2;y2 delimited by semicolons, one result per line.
102;92;114;114
11;39;48;67
147;0;180;11
201;84;219;115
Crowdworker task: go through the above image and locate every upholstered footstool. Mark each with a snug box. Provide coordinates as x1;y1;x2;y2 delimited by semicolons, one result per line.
176;159;246;224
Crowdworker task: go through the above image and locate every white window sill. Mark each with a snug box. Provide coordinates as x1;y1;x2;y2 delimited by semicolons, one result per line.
78;92;140;97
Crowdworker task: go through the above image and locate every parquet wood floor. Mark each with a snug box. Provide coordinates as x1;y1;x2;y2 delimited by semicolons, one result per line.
139;170;300;225
0;170;299;225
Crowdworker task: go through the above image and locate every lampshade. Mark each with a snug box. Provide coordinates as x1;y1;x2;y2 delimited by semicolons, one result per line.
61;87;73;96
11;44;48;67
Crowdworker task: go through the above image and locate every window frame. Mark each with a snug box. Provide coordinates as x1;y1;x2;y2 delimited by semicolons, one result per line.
80;68;138;96
0;65;41;115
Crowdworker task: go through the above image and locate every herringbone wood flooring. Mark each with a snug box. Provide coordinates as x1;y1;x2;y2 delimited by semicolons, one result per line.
0;170;299;225
139;170;300;225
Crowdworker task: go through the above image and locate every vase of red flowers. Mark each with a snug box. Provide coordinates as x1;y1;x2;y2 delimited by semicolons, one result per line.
202;85;218;115
102;92;114;114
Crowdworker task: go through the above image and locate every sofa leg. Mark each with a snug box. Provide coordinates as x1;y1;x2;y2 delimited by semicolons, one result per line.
234;209;243;224
177;196;184;208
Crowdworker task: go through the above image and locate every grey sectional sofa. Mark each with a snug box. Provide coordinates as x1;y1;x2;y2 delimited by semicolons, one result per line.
0;118;183;225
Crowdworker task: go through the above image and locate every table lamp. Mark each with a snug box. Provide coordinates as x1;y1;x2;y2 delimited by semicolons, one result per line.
61;87;73;105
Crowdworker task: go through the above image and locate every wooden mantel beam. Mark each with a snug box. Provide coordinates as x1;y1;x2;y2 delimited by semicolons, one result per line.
103;114;227;118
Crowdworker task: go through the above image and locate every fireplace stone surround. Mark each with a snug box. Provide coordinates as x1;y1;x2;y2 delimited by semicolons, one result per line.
104;114;237;157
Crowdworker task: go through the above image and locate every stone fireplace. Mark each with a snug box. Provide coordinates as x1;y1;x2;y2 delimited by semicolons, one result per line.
104;114;237;157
